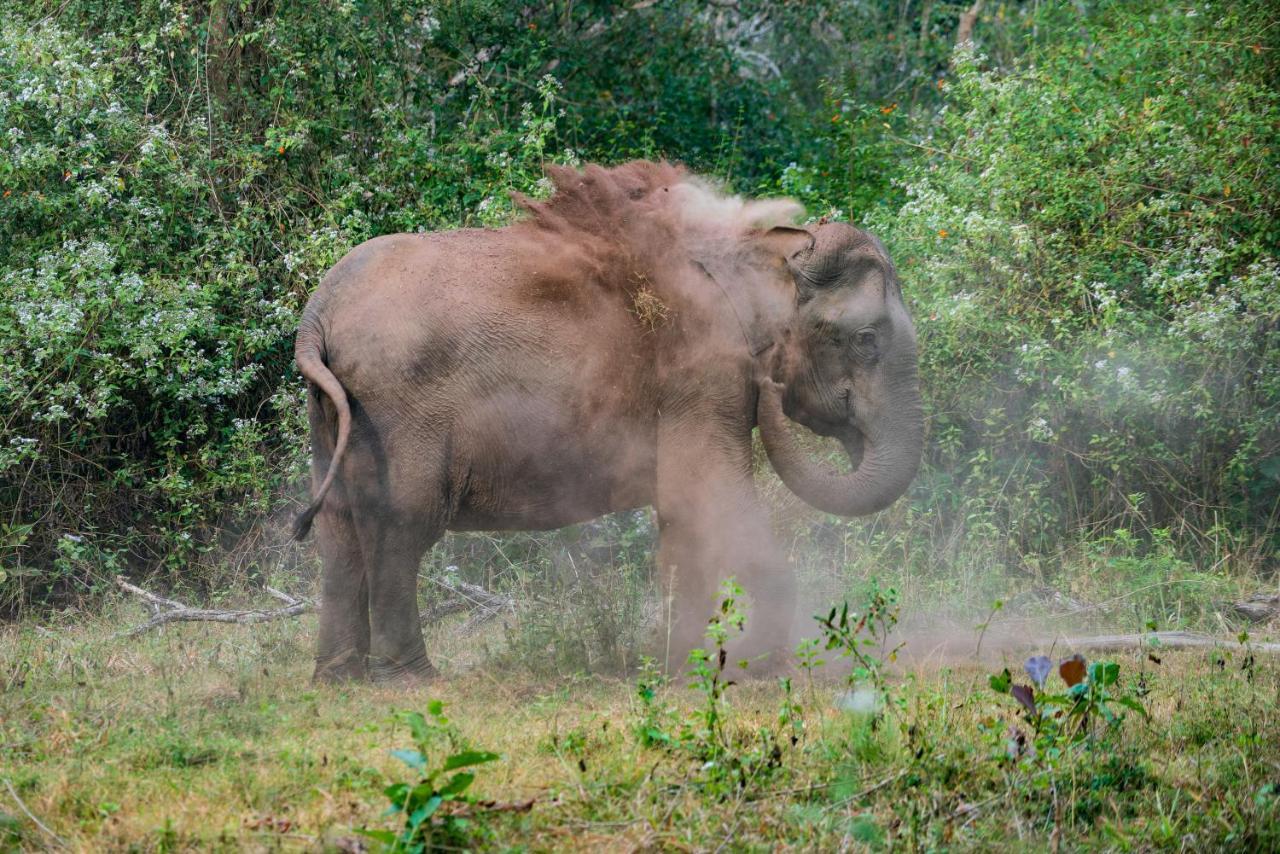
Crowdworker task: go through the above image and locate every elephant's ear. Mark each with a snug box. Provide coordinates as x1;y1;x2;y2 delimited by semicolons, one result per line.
755;226;823;302
756;226;814;267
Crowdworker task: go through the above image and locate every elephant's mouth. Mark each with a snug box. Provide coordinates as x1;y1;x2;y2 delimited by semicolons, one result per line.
838;424;866;472
790;386;855;441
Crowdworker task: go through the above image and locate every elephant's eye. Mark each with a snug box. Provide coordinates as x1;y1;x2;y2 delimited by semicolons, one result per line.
854;328;879;352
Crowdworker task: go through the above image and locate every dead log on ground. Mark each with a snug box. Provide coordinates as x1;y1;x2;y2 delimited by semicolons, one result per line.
1232;593;1280;623
422;577;515;636
1059;630;1280;655
114;576;312;637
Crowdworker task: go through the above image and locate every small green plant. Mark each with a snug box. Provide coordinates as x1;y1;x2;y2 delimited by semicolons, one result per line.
359;701;501;852
681;580;795;792
629;579;794;794
632;656;674;749
815;583;903;715
776;676;805;748
682;578;748;764
990;654;1149;762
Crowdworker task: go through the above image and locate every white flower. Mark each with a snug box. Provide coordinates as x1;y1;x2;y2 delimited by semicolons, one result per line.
1028;417;1054;442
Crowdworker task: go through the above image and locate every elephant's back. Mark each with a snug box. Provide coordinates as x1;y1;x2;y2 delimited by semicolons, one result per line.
302;225;647;410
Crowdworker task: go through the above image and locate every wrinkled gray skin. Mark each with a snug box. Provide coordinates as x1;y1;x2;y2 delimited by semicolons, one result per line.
295;188;922;684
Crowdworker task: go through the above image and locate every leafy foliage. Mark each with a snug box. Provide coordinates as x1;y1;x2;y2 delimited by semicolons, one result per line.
816;583;903;712
990;653;1149;762
629;579;798;795
1;0;1276;613
360;702;501;852
864;0;1280;562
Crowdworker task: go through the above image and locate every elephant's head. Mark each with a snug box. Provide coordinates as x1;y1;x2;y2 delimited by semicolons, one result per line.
756;222;923;516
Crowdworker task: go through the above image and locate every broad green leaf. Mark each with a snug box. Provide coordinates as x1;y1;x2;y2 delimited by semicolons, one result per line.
438;771;475;797
391;748;426;771
989;668;1011;694
354;828;397;844
401;711;430;745
408;794;443;827
383;782;409;807
1115;696;1150;720
442;750;500;771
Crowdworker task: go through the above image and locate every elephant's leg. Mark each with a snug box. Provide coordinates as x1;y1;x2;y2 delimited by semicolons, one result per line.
733;522;797;672
313;499;370;682
656;514;717;671
655;420;796;675
356;513;439;684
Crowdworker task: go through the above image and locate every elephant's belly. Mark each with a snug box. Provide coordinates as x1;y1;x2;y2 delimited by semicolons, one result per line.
448;403;656;532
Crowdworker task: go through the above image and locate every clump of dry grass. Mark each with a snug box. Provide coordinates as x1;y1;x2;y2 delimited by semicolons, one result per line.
629;275;669;332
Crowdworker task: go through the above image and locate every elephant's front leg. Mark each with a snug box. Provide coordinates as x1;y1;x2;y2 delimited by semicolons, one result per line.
655;423;797;673
655;513;719;670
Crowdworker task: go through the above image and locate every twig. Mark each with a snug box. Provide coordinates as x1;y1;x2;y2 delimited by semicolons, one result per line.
114;576;312;638
1190;40;1273;51
826;769;909;811
440;797;535;817
1056;631;1280;654
4;777;66;850
885;134;979;163
421;578;516;635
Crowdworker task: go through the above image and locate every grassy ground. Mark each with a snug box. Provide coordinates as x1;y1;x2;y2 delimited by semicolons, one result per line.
1;590;1279;852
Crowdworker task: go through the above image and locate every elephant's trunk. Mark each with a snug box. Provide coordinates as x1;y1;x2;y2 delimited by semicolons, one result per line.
756;379;923;517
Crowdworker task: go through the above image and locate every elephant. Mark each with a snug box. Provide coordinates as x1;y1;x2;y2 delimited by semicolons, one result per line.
293;160;923;683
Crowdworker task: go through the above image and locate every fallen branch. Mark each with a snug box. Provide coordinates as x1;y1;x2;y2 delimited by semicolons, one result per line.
422;577;515;636
1232;593;1280;623
114;576;312;638
1058;630;1280;655
441;797;536;818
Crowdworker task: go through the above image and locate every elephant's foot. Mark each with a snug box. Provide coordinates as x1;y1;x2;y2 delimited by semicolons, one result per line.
313;648;368;683
368;652;437;686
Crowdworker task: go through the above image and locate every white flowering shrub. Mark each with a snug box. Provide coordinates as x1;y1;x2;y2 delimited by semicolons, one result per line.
0;0;871;607
0;19;320;601
863;2;1280;558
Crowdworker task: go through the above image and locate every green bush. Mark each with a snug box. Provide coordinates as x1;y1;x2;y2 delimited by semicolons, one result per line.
1;0;1276;613
864;0;1280;564
0;0;843;607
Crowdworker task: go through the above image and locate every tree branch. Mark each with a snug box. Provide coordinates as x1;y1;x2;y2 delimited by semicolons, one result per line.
1061;630;1280;654
422;577;516;635
114;576;312;637
955;0;984;47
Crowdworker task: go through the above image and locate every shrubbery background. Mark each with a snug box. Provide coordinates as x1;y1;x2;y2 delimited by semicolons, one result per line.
1;0;1276;612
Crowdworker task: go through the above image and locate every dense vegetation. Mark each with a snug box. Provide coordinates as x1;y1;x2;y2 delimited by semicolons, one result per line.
1;0;1277;621
2;2;1279;849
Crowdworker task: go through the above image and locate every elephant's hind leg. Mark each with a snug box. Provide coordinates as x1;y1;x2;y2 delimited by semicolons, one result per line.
313;498;371;682
360;518;439;684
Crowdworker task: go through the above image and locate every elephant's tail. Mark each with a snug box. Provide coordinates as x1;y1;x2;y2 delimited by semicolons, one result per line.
292;325;351;540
